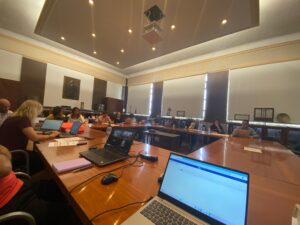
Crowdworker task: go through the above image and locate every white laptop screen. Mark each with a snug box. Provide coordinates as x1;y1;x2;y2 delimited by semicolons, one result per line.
159;153;249;225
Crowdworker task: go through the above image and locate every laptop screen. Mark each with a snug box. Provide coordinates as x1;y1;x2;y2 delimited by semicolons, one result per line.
41;120;63;131
70;121;81;135
105;128;135;154
159;153;249;225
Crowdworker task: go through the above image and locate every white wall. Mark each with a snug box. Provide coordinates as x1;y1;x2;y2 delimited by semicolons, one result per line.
0;49;22;81
127;84;151;115
106;81;123;99
162;75;206;118
44;63;94;109
228;60;300;123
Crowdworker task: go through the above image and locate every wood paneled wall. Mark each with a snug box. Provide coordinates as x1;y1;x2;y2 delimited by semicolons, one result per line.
205;71;229;123
151;82;163;116
92;78;107;110
19;58;47;105
0;78;21;110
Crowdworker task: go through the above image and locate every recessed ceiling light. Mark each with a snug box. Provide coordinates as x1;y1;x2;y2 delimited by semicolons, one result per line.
92;33;96;38
116;61;120;65
93;51;97;55
221;19;227;25
128;29;133;34
120;49;125;53
171;25;176;30
152;47;156;51
89;0;94;5
60;36;65;40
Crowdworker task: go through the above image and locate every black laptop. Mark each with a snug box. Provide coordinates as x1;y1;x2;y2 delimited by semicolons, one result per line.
80;128;136;166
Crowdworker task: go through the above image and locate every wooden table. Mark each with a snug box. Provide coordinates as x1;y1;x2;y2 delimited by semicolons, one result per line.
36;125;300;225
144;130;181;150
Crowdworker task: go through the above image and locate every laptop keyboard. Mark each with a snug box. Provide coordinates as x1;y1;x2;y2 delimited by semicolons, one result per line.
87;148;120;161
140;200;198;225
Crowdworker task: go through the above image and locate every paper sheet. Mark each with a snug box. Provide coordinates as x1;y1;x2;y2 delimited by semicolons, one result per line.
244;146;263;153
48;137;86;147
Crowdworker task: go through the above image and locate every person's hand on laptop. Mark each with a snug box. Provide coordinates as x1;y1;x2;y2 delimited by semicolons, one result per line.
49;131;60;138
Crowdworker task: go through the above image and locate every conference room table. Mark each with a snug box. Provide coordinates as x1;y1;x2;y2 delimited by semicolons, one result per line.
36;124;300;225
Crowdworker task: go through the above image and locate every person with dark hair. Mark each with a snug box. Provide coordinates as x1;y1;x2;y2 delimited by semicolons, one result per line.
0;98;13;127
114;112;122;124
232;120;259;138
47;106;65;120
210;120;225;134
67;107;85;123
97;112;112;124
125;113;137;124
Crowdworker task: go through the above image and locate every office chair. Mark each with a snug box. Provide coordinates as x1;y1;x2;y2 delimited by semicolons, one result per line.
0;212;36;225
11;150;30;174
0;172;34;225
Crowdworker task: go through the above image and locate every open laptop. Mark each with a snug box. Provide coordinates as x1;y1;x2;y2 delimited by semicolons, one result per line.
80;128;136;167
36;119;63;131
123;153;249;225
59;121;82;138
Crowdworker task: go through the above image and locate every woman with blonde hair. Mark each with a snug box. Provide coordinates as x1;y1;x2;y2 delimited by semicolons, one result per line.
0;100;60;173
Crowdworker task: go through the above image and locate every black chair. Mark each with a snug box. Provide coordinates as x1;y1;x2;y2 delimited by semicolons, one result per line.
11;150;30;174
0;172;34;225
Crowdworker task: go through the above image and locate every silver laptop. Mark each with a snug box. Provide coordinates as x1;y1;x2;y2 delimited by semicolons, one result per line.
123;153;249;225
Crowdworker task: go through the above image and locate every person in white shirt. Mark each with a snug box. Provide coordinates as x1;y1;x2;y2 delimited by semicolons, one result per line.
0;98;13;127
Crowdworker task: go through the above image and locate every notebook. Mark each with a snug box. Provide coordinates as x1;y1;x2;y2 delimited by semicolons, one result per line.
80;128;136;167
52;158;92;173
122;153;249;225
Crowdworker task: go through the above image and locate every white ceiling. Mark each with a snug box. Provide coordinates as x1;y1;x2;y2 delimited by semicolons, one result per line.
0;0;300;76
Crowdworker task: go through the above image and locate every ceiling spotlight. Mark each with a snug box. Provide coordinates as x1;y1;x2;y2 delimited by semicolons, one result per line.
152;47;156;51
60;36;65;40
128;29;133;34
171;25;176;30
93;51;97;55
89;0;94;5
221;19;227;25
116;61;120;65
92;33;96;38
120;49;125;53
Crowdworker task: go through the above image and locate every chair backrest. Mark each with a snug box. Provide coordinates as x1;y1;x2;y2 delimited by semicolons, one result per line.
0;211;36;225
11;150;30;174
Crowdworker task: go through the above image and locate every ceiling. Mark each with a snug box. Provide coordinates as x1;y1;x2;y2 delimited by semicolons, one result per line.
0;0;299;75
35;0;259;69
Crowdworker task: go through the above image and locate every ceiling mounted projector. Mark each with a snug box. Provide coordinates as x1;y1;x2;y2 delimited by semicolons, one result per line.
143;5;164;44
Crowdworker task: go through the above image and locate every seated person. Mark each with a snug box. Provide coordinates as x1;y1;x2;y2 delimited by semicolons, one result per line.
0;145;79;225
232;120;259;138
188;120;196;129
0;100;60;174
114;112;122;124
170;116;177;128
210;120;225;133
97;112;112;124
47;106;65;120
67;107;85;123
0;98;13;127
124;113;137;124
154;115;162;125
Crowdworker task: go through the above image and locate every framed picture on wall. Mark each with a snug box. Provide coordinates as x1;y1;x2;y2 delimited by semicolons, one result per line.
234;114;250;121
176;111;185;117
62;76;80;100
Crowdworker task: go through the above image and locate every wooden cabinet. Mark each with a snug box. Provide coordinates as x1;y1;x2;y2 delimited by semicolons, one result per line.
103;97;123;113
